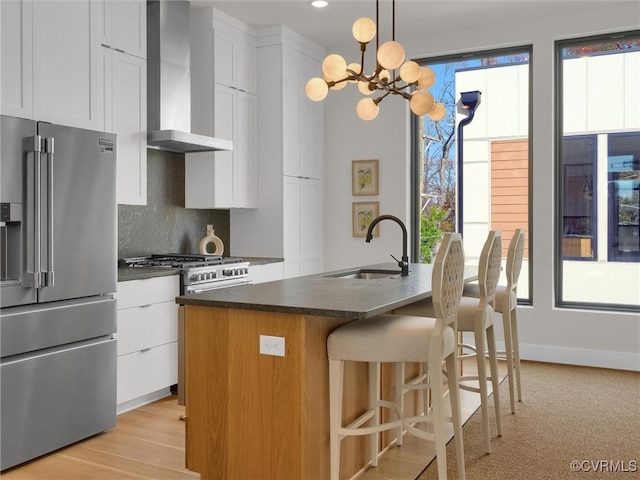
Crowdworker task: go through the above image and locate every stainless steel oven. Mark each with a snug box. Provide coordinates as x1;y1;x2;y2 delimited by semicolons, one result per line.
120;254;250;294
180;261;251;294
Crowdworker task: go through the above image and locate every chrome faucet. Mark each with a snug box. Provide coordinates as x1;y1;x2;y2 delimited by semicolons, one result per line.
365;214;409;276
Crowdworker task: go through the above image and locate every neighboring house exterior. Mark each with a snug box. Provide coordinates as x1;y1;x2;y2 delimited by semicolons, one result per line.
456;49;639;306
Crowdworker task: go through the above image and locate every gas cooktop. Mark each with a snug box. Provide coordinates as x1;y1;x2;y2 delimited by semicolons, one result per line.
119;254;244;269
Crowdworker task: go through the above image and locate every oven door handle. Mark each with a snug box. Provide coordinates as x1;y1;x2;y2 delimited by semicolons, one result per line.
185;279;252;295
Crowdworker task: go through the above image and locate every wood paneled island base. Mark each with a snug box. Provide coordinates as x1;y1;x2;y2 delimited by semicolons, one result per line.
178;263;476;479
184;305;371;479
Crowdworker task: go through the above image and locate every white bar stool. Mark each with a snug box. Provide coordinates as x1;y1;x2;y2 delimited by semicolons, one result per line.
464;228;526;413
394;230;503;453
327;233;466;480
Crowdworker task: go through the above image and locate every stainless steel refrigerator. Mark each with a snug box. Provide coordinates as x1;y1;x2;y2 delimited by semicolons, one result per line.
0;115;118;470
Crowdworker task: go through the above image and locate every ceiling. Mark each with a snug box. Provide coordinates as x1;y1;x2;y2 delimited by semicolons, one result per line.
191;0;608;50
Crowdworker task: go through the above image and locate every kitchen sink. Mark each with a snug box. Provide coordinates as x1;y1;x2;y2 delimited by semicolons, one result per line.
323;269;402;280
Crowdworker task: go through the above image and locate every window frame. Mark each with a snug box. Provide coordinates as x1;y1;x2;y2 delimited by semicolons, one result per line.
554;30;640;312
411;45;534;305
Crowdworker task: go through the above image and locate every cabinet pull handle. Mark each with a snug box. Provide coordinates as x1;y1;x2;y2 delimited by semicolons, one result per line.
101;43;111;48
140;304;152;308
114;48;125;53
140;348;151;353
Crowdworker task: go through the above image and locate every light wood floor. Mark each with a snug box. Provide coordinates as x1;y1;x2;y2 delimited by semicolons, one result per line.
2;364;496;480
1;395;198;480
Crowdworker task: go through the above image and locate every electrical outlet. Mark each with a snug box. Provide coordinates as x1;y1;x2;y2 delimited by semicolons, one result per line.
259;335;285;357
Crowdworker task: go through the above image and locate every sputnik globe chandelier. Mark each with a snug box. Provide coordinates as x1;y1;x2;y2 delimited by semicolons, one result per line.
305;0;446;122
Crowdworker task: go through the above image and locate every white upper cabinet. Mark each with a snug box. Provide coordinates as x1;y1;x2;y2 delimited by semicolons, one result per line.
32;0;102;130
107;50;147;205
213;27;257;94
2;0;147;204
97;0;147;205
98;0;146;59
1;0;102;131
1;0;33;119
230;26;325;277
282;46;323;180
187;8;258;209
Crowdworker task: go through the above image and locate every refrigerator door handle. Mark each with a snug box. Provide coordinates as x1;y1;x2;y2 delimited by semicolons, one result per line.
44;137;54;287
24;135;43;289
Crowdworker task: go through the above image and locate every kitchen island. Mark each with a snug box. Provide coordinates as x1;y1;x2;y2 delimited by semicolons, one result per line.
176;262;475;480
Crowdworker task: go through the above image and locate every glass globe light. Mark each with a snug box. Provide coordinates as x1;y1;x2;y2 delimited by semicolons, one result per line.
409;90;435;115
322;54;347;81
356;97;379;121
352;17;376;44
417;66;436;89
399;61;421;84
358;80;374;95
377;41;405;70
378;69;390;84
305;78;328;101
427;102;446;121
346;63;362;82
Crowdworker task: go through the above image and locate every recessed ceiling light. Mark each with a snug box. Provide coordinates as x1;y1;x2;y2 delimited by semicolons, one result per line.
311;1;328;8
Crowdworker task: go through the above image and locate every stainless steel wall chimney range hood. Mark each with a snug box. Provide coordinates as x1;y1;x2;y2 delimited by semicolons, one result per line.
147;0;232;153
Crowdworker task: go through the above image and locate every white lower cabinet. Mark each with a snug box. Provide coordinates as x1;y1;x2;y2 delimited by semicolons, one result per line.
115;276;179;413
248;262;284;284
116;343;177;407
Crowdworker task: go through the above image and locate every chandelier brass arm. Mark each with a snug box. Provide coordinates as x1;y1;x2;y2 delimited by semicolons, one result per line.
305;0;446;121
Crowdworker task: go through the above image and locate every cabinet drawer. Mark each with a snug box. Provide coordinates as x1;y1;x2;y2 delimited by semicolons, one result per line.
116;301;177;355
116;276;179;310
116;342;177;405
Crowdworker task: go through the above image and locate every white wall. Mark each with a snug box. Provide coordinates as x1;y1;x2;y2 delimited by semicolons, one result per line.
324;85;412;272
323;1;640;371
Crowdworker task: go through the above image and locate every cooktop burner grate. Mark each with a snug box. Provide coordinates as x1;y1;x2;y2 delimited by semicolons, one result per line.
120;254;244;269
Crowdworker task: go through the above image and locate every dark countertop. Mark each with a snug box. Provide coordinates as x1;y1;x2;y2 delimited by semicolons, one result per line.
117;256;284;282
118;265;181;282
176;262;477;320
242;256;285;266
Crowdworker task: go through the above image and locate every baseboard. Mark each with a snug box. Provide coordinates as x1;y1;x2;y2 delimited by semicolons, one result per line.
516;342;640;371
116;388;173;415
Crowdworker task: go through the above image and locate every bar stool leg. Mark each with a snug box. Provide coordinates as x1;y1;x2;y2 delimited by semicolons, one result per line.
446;353;466;480
329;358;344;480
429;361;447;480
473;327;492;453
487;324;502;437
369;362;381;466
394;363;404;446
511;307;523;402
502;307;516;414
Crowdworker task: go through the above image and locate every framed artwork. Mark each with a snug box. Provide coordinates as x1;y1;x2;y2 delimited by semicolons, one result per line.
352;201;379;237
352;159;379;196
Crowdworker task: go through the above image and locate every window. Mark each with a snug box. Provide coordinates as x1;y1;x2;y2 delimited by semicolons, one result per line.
412;47;532;302
562;135;597;260
556;32;640;309
608;133;640;262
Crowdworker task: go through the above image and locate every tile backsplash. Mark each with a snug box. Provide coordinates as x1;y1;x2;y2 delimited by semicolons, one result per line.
118;149;229;258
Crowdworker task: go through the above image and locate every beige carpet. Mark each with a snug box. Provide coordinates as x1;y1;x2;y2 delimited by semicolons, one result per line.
418;361;640;480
